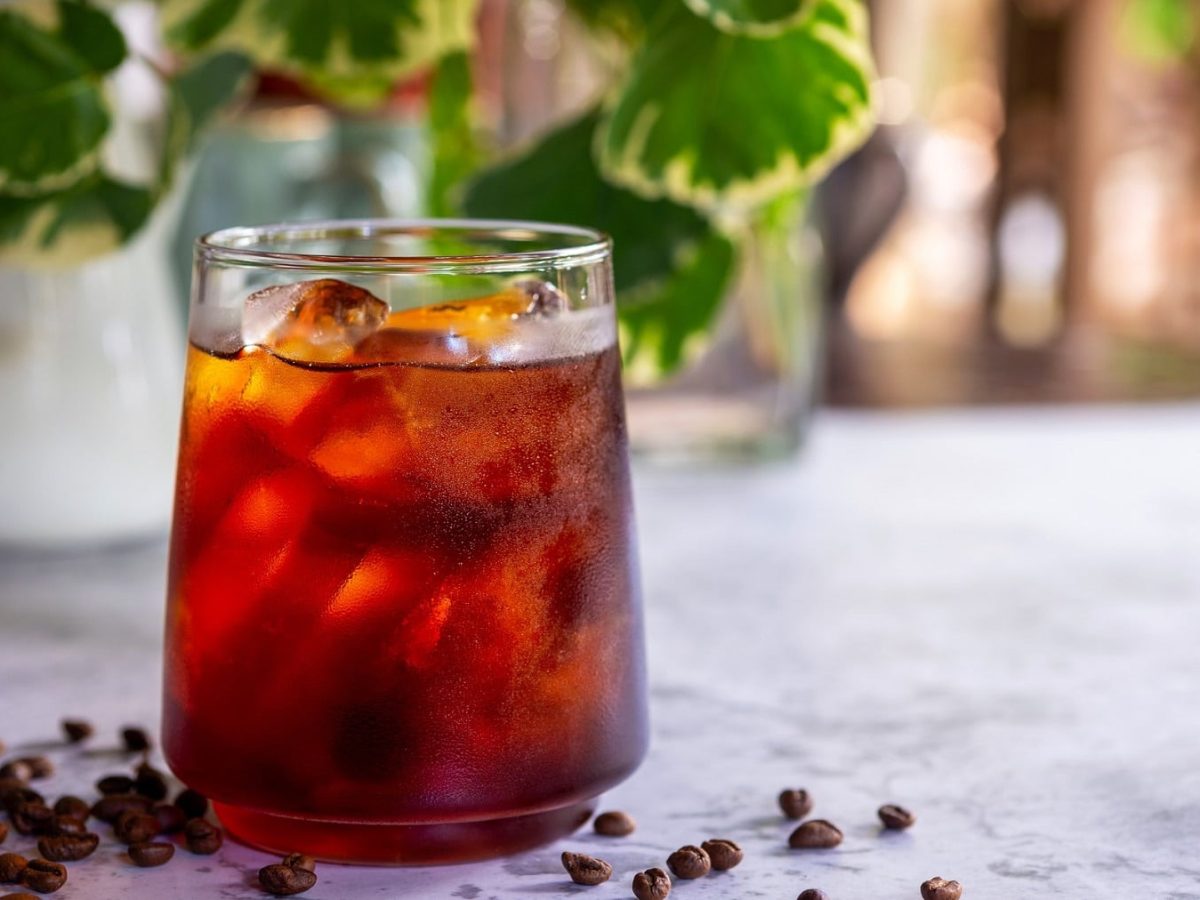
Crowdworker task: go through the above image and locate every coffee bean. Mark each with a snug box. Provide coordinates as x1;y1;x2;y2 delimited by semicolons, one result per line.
632;867;672;900
0;853;27;883
920;877;963;900
36;833;98;862
701;838;743;871
10;802;54;836
281;853;316;873
779;788;814;820
0;823;6;844
114;810;159;844
1;892;39;899
0;742;5;756
51;797;88;821
173;788;208;819
46;817;85;837
90;794;151;824
128;841;174;868
0;780;29;806
60;720;93;744
121;728;151;753
0;764;30;783
96;775;135;796
878;804;916;830
16;760;51;782
798;891;830;900
592;810;636;837
561;851;612;886
666;844;710;879
152;804;186;834
134;765;168;802
259;863;318;895
788;819;844;850
2;790;42;818
184;818;222;855
18;859;66;894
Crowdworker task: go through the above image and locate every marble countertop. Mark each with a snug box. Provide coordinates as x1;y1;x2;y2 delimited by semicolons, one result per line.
2;405;1199;899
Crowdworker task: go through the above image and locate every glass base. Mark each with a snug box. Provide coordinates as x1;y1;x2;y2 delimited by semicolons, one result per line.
213;799;596;865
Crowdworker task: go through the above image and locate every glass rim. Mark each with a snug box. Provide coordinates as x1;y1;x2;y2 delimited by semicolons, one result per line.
197;218;612;274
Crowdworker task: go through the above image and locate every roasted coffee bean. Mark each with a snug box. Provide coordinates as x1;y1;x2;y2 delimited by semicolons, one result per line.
18;760;51;782
561;851;612;886
152;804;186;834
667;845;711;879
90;794;151;824
128;841;174;868
36;833;98;863
920;877;963;900
96;775;135;796
51;797;88;822
0;853;27;883
2;790;42;819
778;788;814;820
281;853;316;873
18;859;66;894
259;863;318;895
120;728;151;753
632;867;672;900
878;804;916;830
701;838;743;871
173;789;208;819
0;764;31;783
184;818;222;854
114;810;159;844
592;810;636;837
1;892;39;899
788;819;844;850
0;780;28;804
0;823;6;844
133;766;168;802
46;817;85;837
798;891;830;900
60;720;93;744
10;802;54;836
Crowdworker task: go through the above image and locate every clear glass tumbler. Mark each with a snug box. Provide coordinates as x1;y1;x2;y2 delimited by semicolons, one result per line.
162;220;648;863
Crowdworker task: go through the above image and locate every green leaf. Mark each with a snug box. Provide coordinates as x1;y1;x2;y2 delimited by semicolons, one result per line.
598;0;875;212
0;173;153;266
619;230;735;380
462;109;712;295
162;0;478;107
428;50;479;217
161;51;254;188
1120;0;1196;64
683;0;815;36
565;0;660;40
0;3;124;193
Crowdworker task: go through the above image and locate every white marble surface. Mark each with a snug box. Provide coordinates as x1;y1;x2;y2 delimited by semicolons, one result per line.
2;405;1200;899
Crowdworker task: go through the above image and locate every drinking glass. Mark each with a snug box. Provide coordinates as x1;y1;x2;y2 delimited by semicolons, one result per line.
162;220;648;863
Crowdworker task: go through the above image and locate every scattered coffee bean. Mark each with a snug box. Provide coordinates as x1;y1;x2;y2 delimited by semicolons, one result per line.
133;765;168;802
281;853;316;873
667;845;711;879
878;804;916;830
16;760;51;781
798;891;830;900
10;802;54;836
592;810;636;837
0;764;31;783
121;728;151;753
259;863;318;895
632;867;672;900
701;838;743;871
0;780;29;805
128;841;174;868
46;817;85;837
36;833;99;863
18;859;66;894
51;797;88;821
788;820;844;850
90;794;151;824
561;851;612;886
0;853;27;883
0;823;6;844
173;789;208;819
1;892;39;899
152;804;186;834
114;810;159;845
60;720;93;744
183;818;222;855
2;790;42;819
96;775;135;796
920;877;962;900
779;788;814;820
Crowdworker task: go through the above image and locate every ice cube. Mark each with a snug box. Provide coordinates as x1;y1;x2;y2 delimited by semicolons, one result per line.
512;278;568;317
243;278;388;362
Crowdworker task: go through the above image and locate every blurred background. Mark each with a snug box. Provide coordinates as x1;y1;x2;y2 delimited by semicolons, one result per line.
1;0;1198;547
